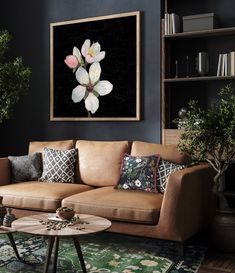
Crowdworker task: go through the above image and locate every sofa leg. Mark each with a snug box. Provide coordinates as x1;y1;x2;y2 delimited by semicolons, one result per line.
176;242;184;258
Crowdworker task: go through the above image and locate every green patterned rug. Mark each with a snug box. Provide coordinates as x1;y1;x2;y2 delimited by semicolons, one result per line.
0;232;206;273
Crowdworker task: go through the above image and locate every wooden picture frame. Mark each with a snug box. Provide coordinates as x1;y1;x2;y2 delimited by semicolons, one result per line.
50;11;140;121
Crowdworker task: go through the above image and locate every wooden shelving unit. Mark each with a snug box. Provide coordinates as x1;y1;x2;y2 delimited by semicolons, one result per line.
161;0;235;144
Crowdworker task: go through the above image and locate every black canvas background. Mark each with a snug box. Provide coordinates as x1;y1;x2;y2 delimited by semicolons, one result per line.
53;15;137;118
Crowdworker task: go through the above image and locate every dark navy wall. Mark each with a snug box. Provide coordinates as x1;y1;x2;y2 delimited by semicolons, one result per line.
0;0;161;156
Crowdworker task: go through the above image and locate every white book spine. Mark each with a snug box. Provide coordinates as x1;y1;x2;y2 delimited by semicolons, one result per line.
230;51;235;76
164;13;168;35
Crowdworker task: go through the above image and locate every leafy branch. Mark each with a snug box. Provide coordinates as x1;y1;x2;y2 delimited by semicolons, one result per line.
0;30;31;123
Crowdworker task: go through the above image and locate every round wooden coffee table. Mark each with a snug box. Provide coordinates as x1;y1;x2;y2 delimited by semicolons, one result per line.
12;213;111;273
0;226;20;260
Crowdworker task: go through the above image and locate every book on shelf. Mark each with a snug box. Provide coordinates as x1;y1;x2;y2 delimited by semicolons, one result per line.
164;13;180;34
216;54;222;76
230;51;235;76
216;52;235;77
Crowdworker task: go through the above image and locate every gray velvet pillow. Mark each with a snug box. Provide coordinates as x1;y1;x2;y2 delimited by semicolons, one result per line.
8;153;43;182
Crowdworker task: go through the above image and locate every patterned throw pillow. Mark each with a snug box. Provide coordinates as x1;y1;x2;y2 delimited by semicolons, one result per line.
115;154;160;192
156;158;186;193
8;153;42;182
39;147;77;183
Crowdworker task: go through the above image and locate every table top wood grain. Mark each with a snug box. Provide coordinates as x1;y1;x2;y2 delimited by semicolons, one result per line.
11;214;112;237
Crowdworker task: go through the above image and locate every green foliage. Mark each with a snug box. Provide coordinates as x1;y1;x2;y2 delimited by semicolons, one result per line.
0;30;31;123
176;84;235;193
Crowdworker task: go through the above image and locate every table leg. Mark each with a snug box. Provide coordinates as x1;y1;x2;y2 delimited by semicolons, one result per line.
52;237;59;273
7;233;21;260
43;236;55;273
73;237;87;273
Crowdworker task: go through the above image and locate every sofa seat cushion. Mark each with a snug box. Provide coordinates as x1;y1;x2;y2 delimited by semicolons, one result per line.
0;181;93;211
62;186;163;224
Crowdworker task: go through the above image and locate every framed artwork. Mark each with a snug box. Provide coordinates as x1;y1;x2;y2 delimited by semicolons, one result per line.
50;11;140;121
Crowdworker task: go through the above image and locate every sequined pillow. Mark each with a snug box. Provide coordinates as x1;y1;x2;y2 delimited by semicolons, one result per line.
156;158;186;193
8;153;43;182
115;154;160;192
39;147;77;183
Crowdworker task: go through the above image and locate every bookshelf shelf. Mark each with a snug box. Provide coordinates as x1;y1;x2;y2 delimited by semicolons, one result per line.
164;76;235;83
164;26;235;39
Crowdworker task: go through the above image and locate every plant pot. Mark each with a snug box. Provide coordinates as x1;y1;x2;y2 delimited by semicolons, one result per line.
211;210;235;252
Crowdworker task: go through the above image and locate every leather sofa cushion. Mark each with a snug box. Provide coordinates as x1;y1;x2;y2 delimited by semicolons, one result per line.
62;186;163;224
75;140;129;186
131;141;191;165
28;140;75;155
0;181;93;211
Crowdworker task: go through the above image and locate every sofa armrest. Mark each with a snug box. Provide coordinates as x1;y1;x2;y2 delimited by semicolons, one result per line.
0;158;11;186
157;163;216;241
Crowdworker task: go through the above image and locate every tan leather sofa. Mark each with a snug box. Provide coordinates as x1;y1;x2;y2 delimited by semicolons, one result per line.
0;139;215;247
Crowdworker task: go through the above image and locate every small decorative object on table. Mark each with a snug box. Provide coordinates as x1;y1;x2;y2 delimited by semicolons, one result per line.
3;208;16;227
56;206;75;220
0;196;7;225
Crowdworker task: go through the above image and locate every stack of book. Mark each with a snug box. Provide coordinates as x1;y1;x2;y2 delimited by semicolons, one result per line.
164;13;180;35
217;52;235;76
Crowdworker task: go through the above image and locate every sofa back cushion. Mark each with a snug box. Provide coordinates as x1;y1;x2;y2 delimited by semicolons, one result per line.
131;141;191;165
28;140;75;154
76;140;129;186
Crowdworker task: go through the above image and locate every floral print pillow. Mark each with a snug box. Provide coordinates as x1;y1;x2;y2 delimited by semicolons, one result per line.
115;154;160;193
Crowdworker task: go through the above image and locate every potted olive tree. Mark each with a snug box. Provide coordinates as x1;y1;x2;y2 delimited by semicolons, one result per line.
176;84;235;212
0;30;31;123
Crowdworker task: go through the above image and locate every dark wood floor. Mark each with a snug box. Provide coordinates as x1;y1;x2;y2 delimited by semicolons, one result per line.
190;229;235;273
199;249;235;273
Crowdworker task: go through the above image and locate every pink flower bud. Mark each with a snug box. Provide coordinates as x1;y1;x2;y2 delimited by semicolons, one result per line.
64;55;79;69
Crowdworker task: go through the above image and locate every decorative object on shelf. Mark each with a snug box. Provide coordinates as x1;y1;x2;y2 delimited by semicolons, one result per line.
175;84;235;211
186;56;190;77
50;11;140;121
178;107;188;128
56;207;75;220
175;60;179;78
196;52;209;76
0;196;7;225
0;30;31;124
183;13;217;32
3;208;16;227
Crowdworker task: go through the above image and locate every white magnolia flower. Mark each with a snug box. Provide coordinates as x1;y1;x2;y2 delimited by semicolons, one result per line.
71;62;113;114
81;39;106;64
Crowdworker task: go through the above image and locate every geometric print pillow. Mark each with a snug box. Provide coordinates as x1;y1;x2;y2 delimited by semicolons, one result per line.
156;158;186;193
115;154;160;193
39;147;77;183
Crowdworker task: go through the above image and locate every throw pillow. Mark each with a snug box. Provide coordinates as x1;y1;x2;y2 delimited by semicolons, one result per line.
115;154;160;192
8;153;42;182
39;147;77;183
156;158;186;193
